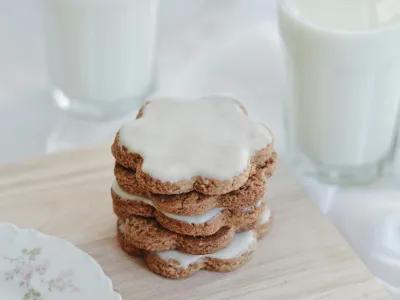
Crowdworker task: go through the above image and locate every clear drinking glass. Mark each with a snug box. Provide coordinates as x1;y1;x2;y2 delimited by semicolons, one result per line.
279;0;400;185
44;0;158;120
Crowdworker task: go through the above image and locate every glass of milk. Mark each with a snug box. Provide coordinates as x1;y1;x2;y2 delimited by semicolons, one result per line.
279;0;400;184
44;0;159;120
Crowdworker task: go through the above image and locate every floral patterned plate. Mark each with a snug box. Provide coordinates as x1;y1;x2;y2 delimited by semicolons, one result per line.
0;223;122;300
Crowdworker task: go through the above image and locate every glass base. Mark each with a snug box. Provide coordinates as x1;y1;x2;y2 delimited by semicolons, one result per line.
52;83;155;121
289;152;387;186
313;162;384;186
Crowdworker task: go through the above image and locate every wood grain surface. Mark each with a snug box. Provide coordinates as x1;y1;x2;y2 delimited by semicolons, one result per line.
0;146;390;299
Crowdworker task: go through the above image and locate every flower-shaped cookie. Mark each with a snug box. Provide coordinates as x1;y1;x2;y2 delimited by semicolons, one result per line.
117;209;272;279
112;97;274;195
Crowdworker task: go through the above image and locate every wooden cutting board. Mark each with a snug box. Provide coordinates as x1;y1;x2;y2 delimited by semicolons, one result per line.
0;146;390;299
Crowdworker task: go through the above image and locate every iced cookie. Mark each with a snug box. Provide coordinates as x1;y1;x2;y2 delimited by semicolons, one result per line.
111;97;274;195
113;183;266;236
117;209;272;279
117;204;266;255
113;151;277;215
112;154;276;217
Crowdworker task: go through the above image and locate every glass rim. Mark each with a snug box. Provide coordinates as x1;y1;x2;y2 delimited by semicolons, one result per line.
278;0;400;36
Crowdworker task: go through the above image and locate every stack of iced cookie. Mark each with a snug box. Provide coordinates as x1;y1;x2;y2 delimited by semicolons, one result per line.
111;97;277;279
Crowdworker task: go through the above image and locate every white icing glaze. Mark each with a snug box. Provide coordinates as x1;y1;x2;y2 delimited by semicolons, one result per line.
113;181;266;225
118;97;272;182
163;208;222;224
157;230;257;268
157;251;200;268
112;181;222;224
210;231;256;260
260;207;271;225
112;180;154;206
241;199;263;213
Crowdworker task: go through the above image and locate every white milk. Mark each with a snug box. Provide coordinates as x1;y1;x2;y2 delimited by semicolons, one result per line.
44;0;158;118
279;0;400;183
